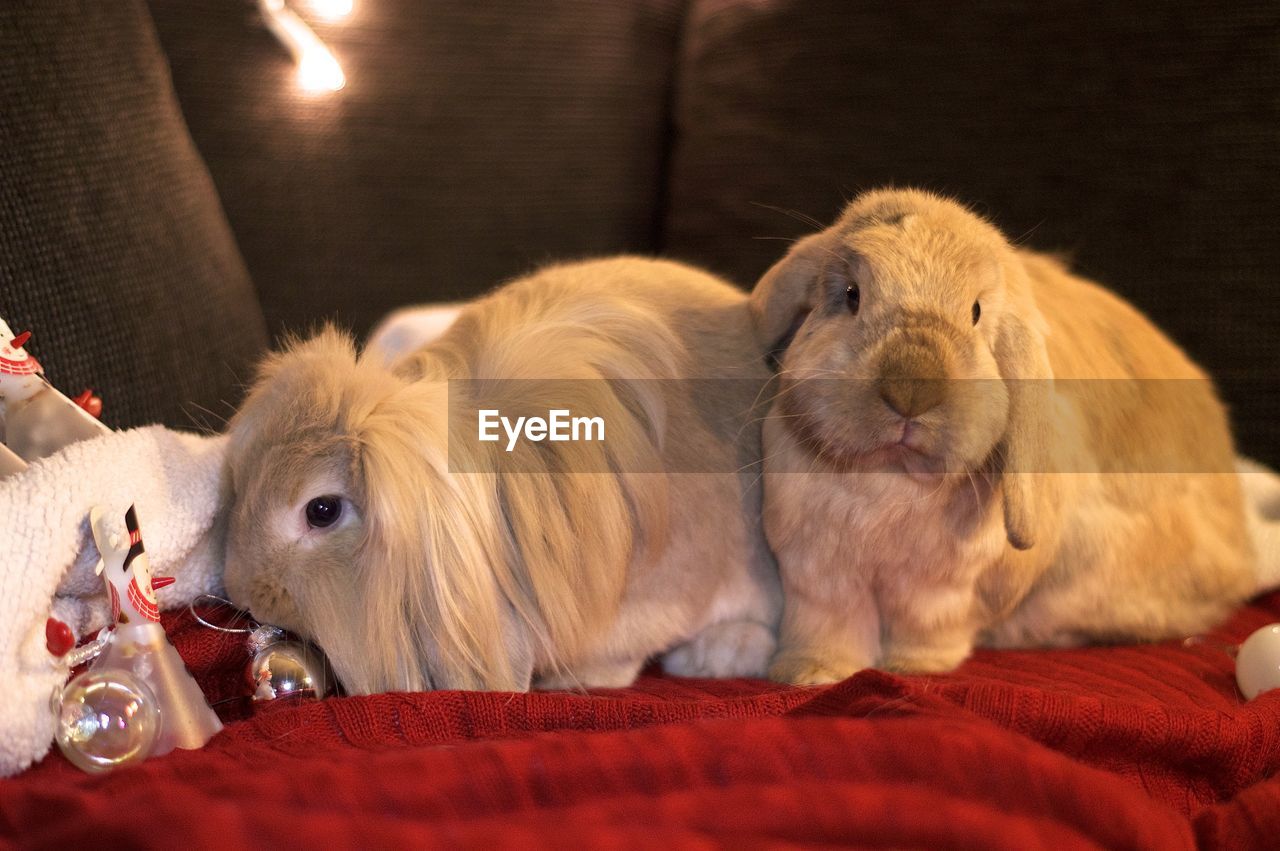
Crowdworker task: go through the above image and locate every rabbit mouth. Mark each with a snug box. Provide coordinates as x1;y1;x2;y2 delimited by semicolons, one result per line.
778;380;951;477
822;442;946;479
858;418;947;476
791;412;946;477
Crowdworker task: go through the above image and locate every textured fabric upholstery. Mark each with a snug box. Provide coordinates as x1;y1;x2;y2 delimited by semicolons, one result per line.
146;0;686;339
0;0;268;432
664;0;1280;465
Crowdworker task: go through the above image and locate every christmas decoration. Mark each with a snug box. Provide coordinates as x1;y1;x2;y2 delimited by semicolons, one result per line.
45;505;224;773
192;595;337;702
0;318;109;466
1236;623;1280;700
250;634;336;701
260;0;349;93
54;669;160;774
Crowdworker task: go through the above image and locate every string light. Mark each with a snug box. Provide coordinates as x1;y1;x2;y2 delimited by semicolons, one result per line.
298;48;346;93
306;0;354;22
259;0;347;93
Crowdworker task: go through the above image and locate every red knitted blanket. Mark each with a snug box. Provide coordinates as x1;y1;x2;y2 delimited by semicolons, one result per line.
4;594;1279;849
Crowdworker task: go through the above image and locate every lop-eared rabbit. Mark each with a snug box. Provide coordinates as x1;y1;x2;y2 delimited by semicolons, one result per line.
752;188;1275;684
225;258;780;693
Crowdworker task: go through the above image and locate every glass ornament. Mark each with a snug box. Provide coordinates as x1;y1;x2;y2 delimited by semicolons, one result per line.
1236;623;1280;700
192;597;338;702
54;669;160;774
250;638;336;701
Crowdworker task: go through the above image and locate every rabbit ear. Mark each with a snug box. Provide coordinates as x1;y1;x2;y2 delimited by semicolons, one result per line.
749;232;832;355
993;300;1054;551
353;399;527;694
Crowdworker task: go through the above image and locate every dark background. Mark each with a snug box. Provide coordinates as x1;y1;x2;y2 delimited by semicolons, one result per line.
2;0;1276;464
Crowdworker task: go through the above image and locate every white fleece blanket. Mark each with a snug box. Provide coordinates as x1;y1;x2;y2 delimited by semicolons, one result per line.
0;426;227;777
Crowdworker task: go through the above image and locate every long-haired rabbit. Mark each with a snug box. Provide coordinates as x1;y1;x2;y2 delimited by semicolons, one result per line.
223;257;780;693
752;187;1265;684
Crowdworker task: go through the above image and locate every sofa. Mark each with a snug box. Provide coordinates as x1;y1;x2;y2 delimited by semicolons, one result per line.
2;1;1278;846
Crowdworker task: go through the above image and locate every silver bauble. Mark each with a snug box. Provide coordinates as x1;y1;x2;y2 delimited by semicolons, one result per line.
249;639;336;701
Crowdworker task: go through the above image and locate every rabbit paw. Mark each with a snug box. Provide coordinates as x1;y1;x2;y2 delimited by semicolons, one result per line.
663;619;776;679
768;653;862;686
881;641;971;674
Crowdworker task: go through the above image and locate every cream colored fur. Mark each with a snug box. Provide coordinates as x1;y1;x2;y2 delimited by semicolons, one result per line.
752;188;1261;684
224;257;779;693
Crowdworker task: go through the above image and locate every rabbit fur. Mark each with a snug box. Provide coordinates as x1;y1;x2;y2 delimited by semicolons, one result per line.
751;188;1262;684
224;257;780;694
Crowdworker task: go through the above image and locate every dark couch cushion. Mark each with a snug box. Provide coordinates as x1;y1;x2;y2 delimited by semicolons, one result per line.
665;0;1280;466
0;0;268;432
146;0;686;339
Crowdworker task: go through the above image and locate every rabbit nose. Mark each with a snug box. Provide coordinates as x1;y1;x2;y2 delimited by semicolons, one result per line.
875;345;948;418
877;376;945;418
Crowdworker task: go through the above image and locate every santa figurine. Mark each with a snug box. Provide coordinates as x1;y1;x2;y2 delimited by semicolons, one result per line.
86;504;223;755
0;317;108;465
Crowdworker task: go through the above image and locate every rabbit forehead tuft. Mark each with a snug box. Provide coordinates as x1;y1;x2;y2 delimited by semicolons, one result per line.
228;329;405;490
837;212;1006;309
851;224;1000;280
246;330;400;421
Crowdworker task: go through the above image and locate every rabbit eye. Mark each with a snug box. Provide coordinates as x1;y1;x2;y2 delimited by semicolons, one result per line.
305;496;343;529
972;300;981;325
846;285;861;316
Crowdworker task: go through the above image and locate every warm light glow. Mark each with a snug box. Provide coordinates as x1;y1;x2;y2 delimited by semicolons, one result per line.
307;0;353;21
259;0;348;94
298;47;346;92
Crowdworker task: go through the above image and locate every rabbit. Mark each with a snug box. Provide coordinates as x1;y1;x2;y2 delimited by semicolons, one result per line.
222;257;781;694
751;187;1263;685
364;303;463;367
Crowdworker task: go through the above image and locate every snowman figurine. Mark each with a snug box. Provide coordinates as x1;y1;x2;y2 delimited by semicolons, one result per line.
86;504;223;755
0;320;38;477
0;319;44;408
0;317;108;466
